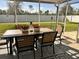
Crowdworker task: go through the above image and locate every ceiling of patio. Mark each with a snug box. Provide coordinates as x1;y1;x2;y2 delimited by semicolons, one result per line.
10;0;68;4
10;0;79;4
69;0;79;4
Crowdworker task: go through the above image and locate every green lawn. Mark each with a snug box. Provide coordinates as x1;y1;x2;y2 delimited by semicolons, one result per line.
0;22;78;35
66;22;78;31
0;23;15;34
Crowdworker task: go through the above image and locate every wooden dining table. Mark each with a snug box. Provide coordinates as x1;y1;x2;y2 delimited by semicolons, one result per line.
1;28;53;54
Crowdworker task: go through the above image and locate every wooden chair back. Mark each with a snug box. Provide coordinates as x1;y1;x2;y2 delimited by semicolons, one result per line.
15;35;35;50
56;24;63;36
16;24;29;30
41;31;57;44
33;24;40;32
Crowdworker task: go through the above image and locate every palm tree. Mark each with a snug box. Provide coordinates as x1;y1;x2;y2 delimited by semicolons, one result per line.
60;4;74;15
28;5;34;14
8;1;21;14
45;10;49;15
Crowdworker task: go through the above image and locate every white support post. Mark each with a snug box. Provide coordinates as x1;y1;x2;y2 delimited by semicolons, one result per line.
55;4;59;28
76;23;79;43
57;4;59;25
64;1;69;32
38;0;40;26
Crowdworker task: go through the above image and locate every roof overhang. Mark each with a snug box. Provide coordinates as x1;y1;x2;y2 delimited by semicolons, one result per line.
10;0;71;4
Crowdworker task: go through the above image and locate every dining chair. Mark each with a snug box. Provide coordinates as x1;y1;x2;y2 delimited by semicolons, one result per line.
32;24;41;49
16;24;29;34
56;24;64;44
0;33;9;54
16;24;29;30
0;38;9;54
33;24;40;32
38;31;57;58
14;35;36;59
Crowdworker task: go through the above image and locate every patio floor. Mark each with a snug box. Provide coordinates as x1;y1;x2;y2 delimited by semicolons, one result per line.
0;31;79;59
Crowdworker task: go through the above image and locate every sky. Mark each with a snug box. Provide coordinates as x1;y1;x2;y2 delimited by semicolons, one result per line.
0;0;79;13
22;2;56;13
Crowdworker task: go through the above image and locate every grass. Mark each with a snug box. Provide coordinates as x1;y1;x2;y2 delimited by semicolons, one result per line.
66;22;78;31
0;22;78;35
0;23;15;34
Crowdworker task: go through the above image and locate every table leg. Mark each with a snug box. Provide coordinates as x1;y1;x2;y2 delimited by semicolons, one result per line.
9;38;13;54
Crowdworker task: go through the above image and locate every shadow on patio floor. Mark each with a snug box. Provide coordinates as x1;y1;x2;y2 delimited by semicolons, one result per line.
0;41;79;59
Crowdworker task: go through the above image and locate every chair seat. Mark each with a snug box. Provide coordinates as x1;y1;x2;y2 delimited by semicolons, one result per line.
0;42;7;45
0;39;9;54
41;42;53;47
18;46;34;52
0;40;7;45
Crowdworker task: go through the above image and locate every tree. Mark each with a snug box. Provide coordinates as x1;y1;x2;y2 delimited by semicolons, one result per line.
44;10;49;15
2;10;7;15
77;9;79;15
7;1;22;15
0;9;2;14
28;5;34;14
19;9;25;15
7;2;14;15
60;4;74;15
7;0;22;22
39;10;42;14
